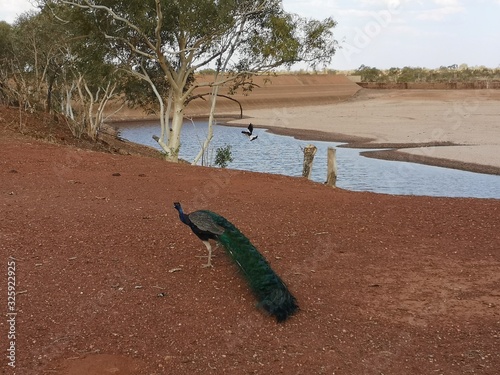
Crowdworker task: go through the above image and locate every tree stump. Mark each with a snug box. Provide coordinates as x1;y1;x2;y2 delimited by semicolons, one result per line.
326;147;337;187
302;144;317;179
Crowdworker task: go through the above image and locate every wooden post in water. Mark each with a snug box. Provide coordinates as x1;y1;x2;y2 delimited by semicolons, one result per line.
326;147;337;187
302;144;317;179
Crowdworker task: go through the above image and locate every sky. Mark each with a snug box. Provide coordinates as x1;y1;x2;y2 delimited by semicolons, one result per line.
1;0;499;71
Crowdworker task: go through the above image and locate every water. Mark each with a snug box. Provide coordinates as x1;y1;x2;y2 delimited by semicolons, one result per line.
117;120;500;199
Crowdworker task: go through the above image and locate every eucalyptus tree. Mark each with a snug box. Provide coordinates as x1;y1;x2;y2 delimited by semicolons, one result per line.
1;10;68;112
0;21;13;104
1;6;127;138
51;0;337;162
354;65;382;82
55;6;126;139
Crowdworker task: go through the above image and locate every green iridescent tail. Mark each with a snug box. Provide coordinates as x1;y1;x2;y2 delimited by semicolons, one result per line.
205;211;298;322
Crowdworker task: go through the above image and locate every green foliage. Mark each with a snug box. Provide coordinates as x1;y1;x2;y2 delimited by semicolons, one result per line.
0;21;12;59
214;144;234;168
0;21;13;104
52;0;338;88
1;10;71;110
355;64;500;83
0;5;121;109
353;64;383;82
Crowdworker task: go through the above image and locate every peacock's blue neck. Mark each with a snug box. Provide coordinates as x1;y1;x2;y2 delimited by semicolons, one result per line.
176;207;189;225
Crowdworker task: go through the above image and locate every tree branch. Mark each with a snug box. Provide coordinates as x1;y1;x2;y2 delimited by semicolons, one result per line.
185;93;243;118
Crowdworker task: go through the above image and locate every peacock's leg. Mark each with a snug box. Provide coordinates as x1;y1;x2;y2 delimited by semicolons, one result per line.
201;240;213;268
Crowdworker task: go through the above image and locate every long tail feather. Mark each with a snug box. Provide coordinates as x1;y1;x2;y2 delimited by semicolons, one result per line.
201;210;298;322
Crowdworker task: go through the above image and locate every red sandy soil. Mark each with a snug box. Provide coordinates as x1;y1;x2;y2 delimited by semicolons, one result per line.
1;106;500;375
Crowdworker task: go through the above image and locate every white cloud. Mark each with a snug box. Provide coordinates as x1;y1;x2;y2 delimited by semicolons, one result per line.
416;4;465;21
433;0;461;5
0;0;37;23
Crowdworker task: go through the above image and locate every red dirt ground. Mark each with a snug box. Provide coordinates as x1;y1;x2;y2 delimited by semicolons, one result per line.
1;106;499;375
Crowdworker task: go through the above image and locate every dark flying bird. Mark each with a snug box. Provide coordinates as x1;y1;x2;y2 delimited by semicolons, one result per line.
173;202;298;322
241;123;258;141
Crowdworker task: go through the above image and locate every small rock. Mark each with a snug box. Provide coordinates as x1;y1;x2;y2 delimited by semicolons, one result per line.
112;172;121;176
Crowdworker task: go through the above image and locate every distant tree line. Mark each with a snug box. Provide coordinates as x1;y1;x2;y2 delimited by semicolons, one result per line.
353;64;500;83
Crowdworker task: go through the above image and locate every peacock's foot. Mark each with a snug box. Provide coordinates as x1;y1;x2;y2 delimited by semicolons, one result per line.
196;255;216;260
196;255;214;268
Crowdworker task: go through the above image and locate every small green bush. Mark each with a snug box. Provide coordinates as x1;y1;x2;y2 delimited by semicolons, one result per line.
214;144;234;168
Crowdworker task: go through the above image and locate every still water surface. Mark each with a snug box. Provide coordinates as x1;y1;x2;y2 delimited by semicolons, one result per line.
117;120;500;199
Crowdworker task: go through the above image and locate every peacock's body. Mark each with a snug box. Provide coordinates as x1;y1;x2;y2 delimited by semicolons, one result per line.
174;202;298;322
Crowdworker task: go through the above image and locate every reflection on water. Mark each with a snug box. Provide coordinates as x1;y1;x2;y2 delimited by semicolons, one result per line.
117;120;500;199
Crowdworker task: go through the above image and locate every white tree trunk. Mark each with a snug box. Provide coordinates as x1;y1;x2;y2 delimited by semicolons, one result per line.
166;96;185;162
159;91;172;148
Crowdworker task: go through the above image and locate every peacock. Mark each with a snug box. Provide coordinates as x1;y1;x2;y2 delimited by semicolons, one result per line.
173;202;298;322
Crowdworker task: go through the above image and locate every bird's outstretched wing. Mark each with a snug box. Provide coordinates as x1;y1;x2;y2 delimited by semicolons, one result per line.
189;211;225;235
241;123;254;136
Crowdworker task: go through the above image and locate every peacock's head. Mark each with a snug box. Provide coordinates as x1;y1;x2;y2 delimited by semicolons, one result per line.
173;202;182;211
